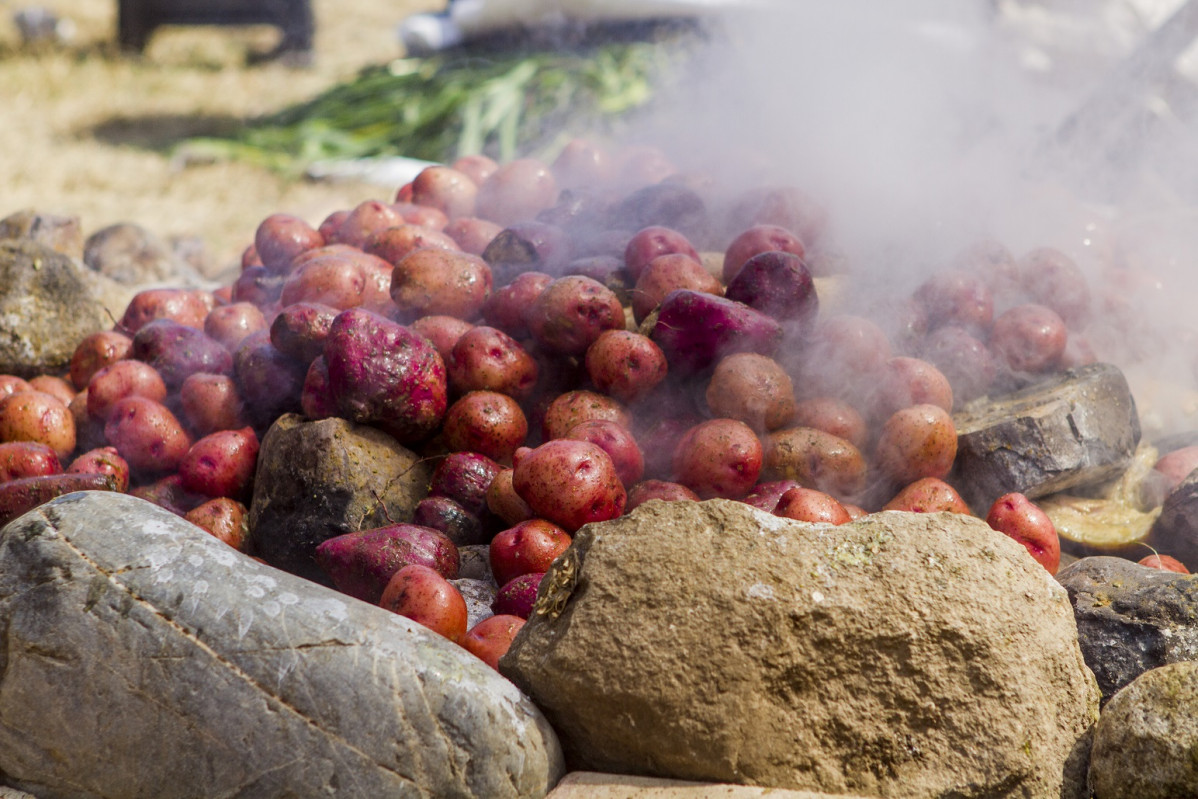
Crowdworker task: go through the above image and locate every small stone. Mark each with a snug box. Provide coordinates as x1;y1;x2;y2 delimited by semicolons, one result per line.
453;577;499;630
83;222;203;286
0;209;83;259
952;362;1140;510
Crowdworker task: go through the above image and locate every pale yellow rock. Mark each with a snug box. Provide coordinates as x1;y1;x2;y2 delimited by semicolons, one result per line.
547;772;877;799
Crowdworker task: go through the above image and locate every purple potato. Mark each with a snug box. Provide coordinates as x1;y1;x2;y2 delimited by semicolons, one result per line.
412;495;487;547
649;290;783;375
233;331;306;427
132;318;232;391
269;301;339;364
314;523;460;604
428;451;503;517
724;250;819;335
491;572;545;619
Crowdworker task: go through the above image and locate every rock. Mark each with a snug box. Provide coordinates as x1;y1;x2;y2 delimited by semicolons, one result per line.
459;543;495;582
454;577;499;630
1149;469;1198;569
502;499;1099;798
1088;661;1198;798
83;222;204;286
952;363;1140;511
0;239;109;377
545;772;878;799
0;491;563;799
0;209;83;259
1056;555;1198;704
248;413;432;585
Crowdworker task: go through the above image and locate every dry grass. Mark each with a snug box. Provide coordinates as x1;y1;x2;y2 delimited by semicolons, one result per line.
0;0;439;274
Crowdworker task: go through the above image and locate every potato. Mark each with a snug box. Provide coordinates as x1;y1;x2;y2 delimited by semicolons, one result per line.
268;301;338;364
410;165;479;219
919;325;997;405
300;357;338;422
254;213;324;275
564;419;644;487
1017;246;1092;329
989;304;1068;375
486;467;535;526
491;572;545;620
177;427;259;501
584;330;668;406
706;353;795;432
631;253;722;323
489;518;571;587
390;248;493;319
791;397;867;450
379;564;469;643
513;439;626;532
444;216;503;257
774;486;851;525
451;154;499;186
796;315;892;399
722;224;806;285
69;389;105;453
1138;554;1189;574
874;404;958;485
462;614;526;670
0;473;119;528
551;137;613;189
203;302;268;354
672;418;763;500
763;427;866;499
649;290;783;375
184;497;250;552
230;265;285;308
118;288;214;333
541;390;629;442
66;445;130;492
913;269;995;334
871;357;954;421
233;332;309;427
408;315;473;364
0;375;33;399
132;319;233;390
626;479;700;511
179;373;248;435
442;390;528;465
315;523;460;604
427;451;502;518
447;326;538;401
329;199;406;250
623;226;700;283
0;390;75;461
103;396;192;476
0;441;61;481
279;248;394;314
474;158;558;227
365;224;459;267
742;479;802;513
393;201;449;231
882;477;972;514
986;492;1060;575
481;271;553;338
28;375;75;406
128;473;207;516
524;275;625;356
726;185;828;255
412;496;485;547
723;250;818;333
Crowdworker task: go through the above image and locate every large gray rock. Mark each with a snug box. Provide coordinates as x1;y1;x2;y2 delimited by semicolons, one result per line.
1056;555;1198;704
1088;661;1198;798
503;500;1099;799
0;239;109;378
0;491;564;799
952;363;1140;511
248;413;432;585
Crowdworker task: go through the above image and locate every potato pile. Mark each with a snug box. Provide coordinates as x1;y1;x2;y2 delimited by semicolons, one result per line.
0;140;1182;666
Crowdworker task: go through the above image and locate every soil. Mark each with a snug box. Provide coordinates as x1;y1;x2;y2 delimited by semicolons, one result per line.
0;0;439;278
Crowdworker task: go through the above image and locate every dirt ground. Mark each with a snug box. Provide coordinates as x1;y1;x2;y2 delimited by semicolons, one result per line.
0;0;440;277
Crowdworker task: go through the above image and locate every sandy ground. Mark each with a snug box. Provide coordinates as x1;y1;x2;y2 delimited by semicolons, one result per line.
0;0;439;276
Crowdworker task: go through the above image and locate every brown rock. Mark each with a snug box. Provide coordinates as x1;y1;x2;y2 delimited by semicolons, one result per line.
0;209;83;259
247;413;432;584
546;772;877;799
83;222;203;286
502;499;1099;798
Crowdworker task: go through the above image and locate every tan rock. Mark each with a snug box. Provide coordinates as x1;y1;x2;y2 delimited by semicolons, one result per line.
503;500;1100;798
546;772;877;798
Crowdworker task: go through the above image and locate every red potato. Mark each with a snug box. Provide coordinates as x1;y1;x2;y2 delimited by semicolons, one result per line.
0;473;119;528
447;326;538;401
0;441;61;481
394;202;449;231
179;373;248;435
315;523;460;604
365;224;459;266
204;302;268;353
796;315;892;399
489;518;572;587
672;418;763;500
986;492;1060;575
462;614;526;670
329;199;406;250
184;497;250;552
1153;445;1198;495
0;391;75;461
913;269;995;334
445;216;504;257
241;243;264;270
379;564;469;643
1018;247;1092;329
623;226;700;283
491;572;545;620
1139;554;1190;574
410;165;478;219
874;404;958;485
763;427;867;499
872;357;954;420
632;253;722;323
177;427;259;501
882;477;972;514
131;319;233;390
585;330;668;406
953;238;1020;305
0;375;33;399
613;144;676;188
474;158;558;227
324;308;448;443
442;391;528;465
103;396;192;476
564;419;644;487
129;473;208;516
774;486;852;525
541;390;630;442
269;301;339;364
989;304;1068;374
390;248;493;319
742;479;802;513
513;439;626;532
450;154;499;187
551;137;613;189
487;467;535;526
66;446;130;491
118;288;213;333
481;271;553;338
727;185;828;257
722;224;806;285
920;325;997;405
254;213;324;275
706;353;795;432
279;249;394;314
28;376;75;406
523;275;625;356
69;390;105;453
408;315;473;364
626;479;700;511
86;360;168;422
791;397;868;451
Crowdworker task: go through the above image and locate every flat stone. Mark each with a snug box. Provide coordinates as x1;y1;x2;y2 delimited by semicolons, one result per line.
1055;555;1198;704
502;499;1099;798
0;239;109;378
0;491;563;799
952;362;1140;510
1088;661;1198;799
545;772;878;799
248;413;432;585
